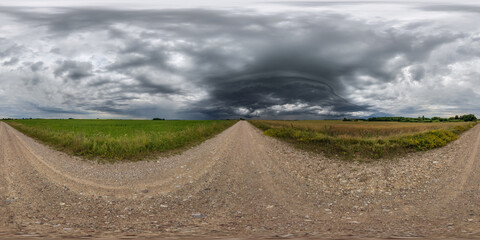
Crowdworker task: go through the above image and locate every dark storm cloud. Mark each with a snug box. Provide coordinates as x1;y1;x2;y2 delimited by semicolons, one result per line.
169;10;460;118
190;72;367;119
54;60;93;81
106;44;169;71
133;75;182;95
0;5;473;118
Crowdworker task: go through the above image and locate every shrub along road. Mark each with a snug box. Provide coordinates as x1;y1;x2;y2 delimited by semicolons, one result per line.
0;121;480;239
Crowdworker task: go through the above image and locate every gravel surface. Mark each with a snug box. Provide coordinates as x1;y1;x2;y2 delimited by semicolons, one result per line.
0;120;479;239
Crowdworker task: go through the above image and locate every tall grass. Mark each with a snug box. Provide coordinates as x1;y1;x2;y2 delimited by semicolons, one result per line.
6;119;237;162
250;120;476;161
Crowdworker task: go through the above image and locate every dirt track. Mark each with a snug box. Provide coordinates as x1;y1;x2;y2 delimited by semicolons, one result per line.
1;120;480;239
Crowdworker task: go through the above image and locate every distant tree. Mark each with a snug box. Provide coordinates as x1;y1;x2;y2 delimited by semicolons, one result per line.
460;114;477;122
455;115;459;119
152;118;165;120
367;115;477;123
431;117;441;122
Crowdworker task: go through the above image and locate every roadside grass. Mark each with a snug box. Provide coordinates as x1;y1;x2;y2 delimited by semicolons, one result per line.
249;120;476;161
5;119;237;162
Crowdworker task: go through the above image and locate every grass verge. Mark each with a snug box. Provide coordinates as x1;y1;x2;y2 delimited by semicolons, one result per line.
249;120;476;161
5;119;237;162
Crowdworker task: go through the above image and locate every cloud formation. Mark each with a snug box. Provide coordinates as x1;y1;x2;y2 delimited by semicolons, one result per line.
54;60;93;81
0;1;480;119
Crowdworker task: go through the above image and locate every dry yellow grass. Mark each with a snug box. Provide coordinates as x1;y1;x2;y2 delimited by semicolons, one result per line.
249;120;477;160
252;120;473;139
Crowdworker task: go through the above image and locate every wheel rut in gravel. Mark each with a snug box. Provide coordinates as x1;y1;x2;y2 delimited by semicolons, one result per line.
0;120;480;239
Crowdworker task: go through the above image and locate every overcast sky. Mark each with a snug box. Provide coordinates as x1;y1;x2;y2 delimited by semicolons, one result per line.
1;1;480;119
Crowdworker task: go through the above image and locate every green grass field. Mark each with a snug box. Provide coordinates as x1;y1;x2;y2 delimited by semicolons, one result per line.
250;120;477;161
5;119;237;162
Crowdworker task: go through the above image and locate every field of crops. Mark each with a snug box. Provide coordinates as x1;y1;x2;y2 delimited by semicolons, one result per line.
250;120;477;160
5;119;237;162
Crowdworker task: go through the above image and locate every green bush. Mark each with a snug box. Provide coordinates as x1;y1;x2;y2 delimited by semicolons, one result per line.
461;114;477;122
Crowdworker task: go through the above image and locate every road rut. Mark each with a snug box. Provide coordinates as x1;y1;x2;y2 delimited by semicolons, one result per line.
0;121;480;239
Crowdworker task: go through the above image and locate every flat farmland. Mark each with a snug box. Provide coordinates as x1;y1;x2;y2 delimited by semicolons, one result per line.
250;120;477;160
4;119;237;162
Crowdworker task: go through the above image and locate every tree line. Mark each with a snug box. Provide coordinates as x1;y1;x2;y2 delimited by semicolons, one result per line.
343;114;477;122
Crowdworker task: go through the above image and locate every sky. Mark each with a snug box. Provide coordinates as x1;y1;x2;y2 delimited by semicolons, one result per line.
1;1;480;119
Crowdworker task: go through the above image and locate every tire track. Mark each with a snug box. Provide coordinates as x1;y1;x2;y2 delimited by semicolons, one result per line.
0;122;235;197
424;124;480;216
455;123;480;195
0;120;479;238
0;124;13;234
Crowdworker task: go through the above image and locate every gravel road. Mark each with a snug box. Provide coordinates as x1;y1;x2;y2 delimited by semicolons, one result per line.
0;120;479;239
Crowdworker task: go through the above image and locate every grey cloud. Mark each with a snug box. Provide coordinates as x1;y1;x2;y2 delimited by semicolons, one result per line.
166;11;460;118
54;60;93;81
408;65;425;81
0;40;23;58
108;28;127;39
32;104;88;115
2;57;18;65
107;48;169;71
191;72;368;119
22;75;41;86
85;104;174;119
399;106;427;115
50;48;61;54
420;4;480;13
133;75;182;95
29;61;44;72
268;1;420;6
0;5;477;119
0;8;268;37
87;78;113;87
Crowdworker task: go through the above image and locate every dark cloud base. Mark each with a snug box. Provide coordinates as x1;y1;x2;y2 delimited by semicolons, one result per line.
191;71;369;119
0;4;477;119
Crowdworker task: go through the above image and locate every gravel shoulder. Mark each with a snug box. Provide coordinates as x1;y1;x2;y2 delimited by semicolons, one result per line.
0;121;480;239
